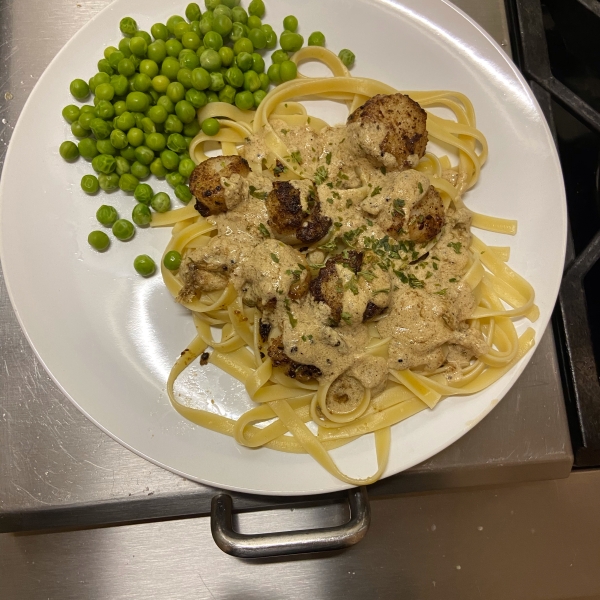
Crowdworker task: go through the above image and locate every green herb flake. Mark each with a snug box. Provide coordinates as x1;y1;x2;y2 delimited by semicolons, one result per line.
345;276;359;295
334;221;342;228
371;186;382;197
314;166;328;185
366;219;374;226
432;262;438;271
290;151;303;165
325;152;332;165
449;277;458;282
380;166;387;175
417;182;423;194
326;197;333;204
270;253;280;263
280;129;289;135
341;311;352;323
447;242;462;254
249;185;267;200
346;199;353;208
359;270;375;282
258;223;270;238
434;288;447;296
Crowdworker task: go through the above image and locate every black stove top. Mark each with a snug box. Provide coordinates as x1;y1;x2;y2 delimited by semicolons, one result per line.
506;0;600;466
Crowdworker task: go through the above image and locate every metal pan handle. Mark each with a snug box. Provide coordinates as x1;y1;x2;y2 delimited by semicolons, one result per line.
210;487;370;558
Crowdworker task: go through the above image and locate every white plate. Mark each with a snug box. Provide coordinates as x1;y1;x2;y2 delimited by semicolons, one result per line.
0;0;566;495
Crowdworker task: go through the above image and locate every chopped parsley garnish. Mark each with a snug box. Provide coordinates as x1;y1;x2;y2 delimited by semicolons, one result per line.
284;298;297;328
432;262;438;271
417;182;423;194
358;270;375;282
334;221;342;228
434;288;447;296
326;197;333;204
345;276;359;295
338;171;349;180
380;166;387;175
297;263;306;271
270;253;279;263
273;161;286;176
425;271;432;279
366;219;373;226
393;198;406;216
447;242;462;254
314;166;328;185
346;199;353;208
281;129;288;135
449;278;458;282
249;186;267;200
325;152;332;165
373;288;390;295
319;238;338;252
290;151;303;165
332;191;341;199
341;311;352;323
371;186;382;197
326;182;334;189
408;274;425;288
258;223;270;238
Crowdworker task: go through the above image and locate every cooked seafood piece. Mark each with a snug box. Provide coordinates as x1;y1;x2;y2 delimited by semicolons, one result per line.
190;155;251;216
347;93;428;170
267;335;322;382
407;185;445;243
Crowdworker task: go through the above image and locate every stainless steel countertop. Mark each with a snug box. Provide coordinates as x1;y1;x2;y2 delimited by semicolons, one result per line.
0;0;572;533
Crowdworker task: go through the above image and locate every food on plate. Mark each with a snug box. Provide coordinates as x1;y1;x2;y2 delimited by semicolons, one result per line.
153;45;538;485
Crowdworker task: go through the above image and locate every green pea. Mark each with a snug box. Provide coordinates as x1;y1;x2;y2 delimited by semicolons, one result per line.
183;119;200;137
161;56;181;80
113;218;135;240
233;37;253;55
119;173;140;193
96;205;118;227
62;105;80;123
248;0;265;18
120;17;138;36
282;15;298;33
151;192;172;213
230;22;245;42
208;72;225;93
172;21;191;41
258;72;269;91
175;184;193;203
218;84;236;104
248;28;266;50
175;100;197;123
147;41;166;63
201;117;220;136
104;46;118;59
116;111;135;131
71;121;89;138
200;49;222;71
129;36;148;58
190;20;202;36
126;92;149;113
132;203;152;226
253;89;267;107
185;88;207;109
130;73;149;93
144;132;166;152
97;58;114;75
177;68;193;89
236;51;253;72
130;161;150;179
280;32;303;53
212;15;232;38
167;15;186;35
90;118;111;140
99;172;120;192
271;49;288;64
265;30;277;49
78;138;99;161
107;129;126;151
88;230;110;251
225;66;244;87
206;91;219;103
156;97;174;116
115;156;130;175
186;3;202;21
213;4;232;19
127;127;144;147
252;53;265;73
177;158;195;179
180;32;200;51
205;0;220;10
165;82;184;104
60;141;79;161
149;76;168;95
96;139;118;156
199;16;214;36
280;60;297;82
149;158;168;178
234;90;254;110
218;46;234;67
167;133;187;154
134;145;154;166
165;172;184;190
137;30;152;45
151;23;169;41
132;183;153;205
120;146;137;162
243;70;261;92
231;6;248;23
112;75;129;97
165;39;184;58
163;250;182;270
91;154;116;174
108;50;125;69
191;67;211;90
179;48;199;69
161;149;180;170
70;78;89;100
113;101;126;118
81;174;100;194
308;31;326;47
116;58;134;77
96;100;115;120
165;114;184;134
247;15;262;30
78;111;95;131
338;49;356;68
266;64;280;85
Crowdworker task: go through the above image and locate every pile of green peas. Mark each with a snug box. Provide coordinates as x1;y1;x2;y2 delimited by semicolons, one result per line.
59;0;354;276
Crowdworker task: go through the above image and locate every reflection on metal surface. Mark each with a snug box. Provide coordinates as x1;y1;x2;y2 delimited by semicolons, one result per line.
211;487;370;558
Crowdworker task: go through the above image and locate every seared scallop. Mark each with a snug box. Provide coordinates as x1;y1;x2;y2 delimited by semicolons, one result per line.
407;185;445;243
347;93;428;170
190;155;251;217
266;181;332;245
177;258;229;303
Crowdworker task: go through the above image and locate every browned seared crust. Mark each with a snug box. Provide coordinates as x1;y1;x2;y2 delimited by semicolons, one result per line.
347;93;428;169
189;155;251;216
259;319;271;342
296;202;332;245
267;336;322;381
386;209;406;238
310;251;363;325
177;260;229;303
266;181;304;235
408;186;445;243
289;276;310;300
363;301;386;322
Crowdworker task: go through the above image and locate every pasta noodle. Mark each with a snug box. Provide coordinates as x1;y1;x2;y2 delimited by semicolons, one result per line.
151;48;537;485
